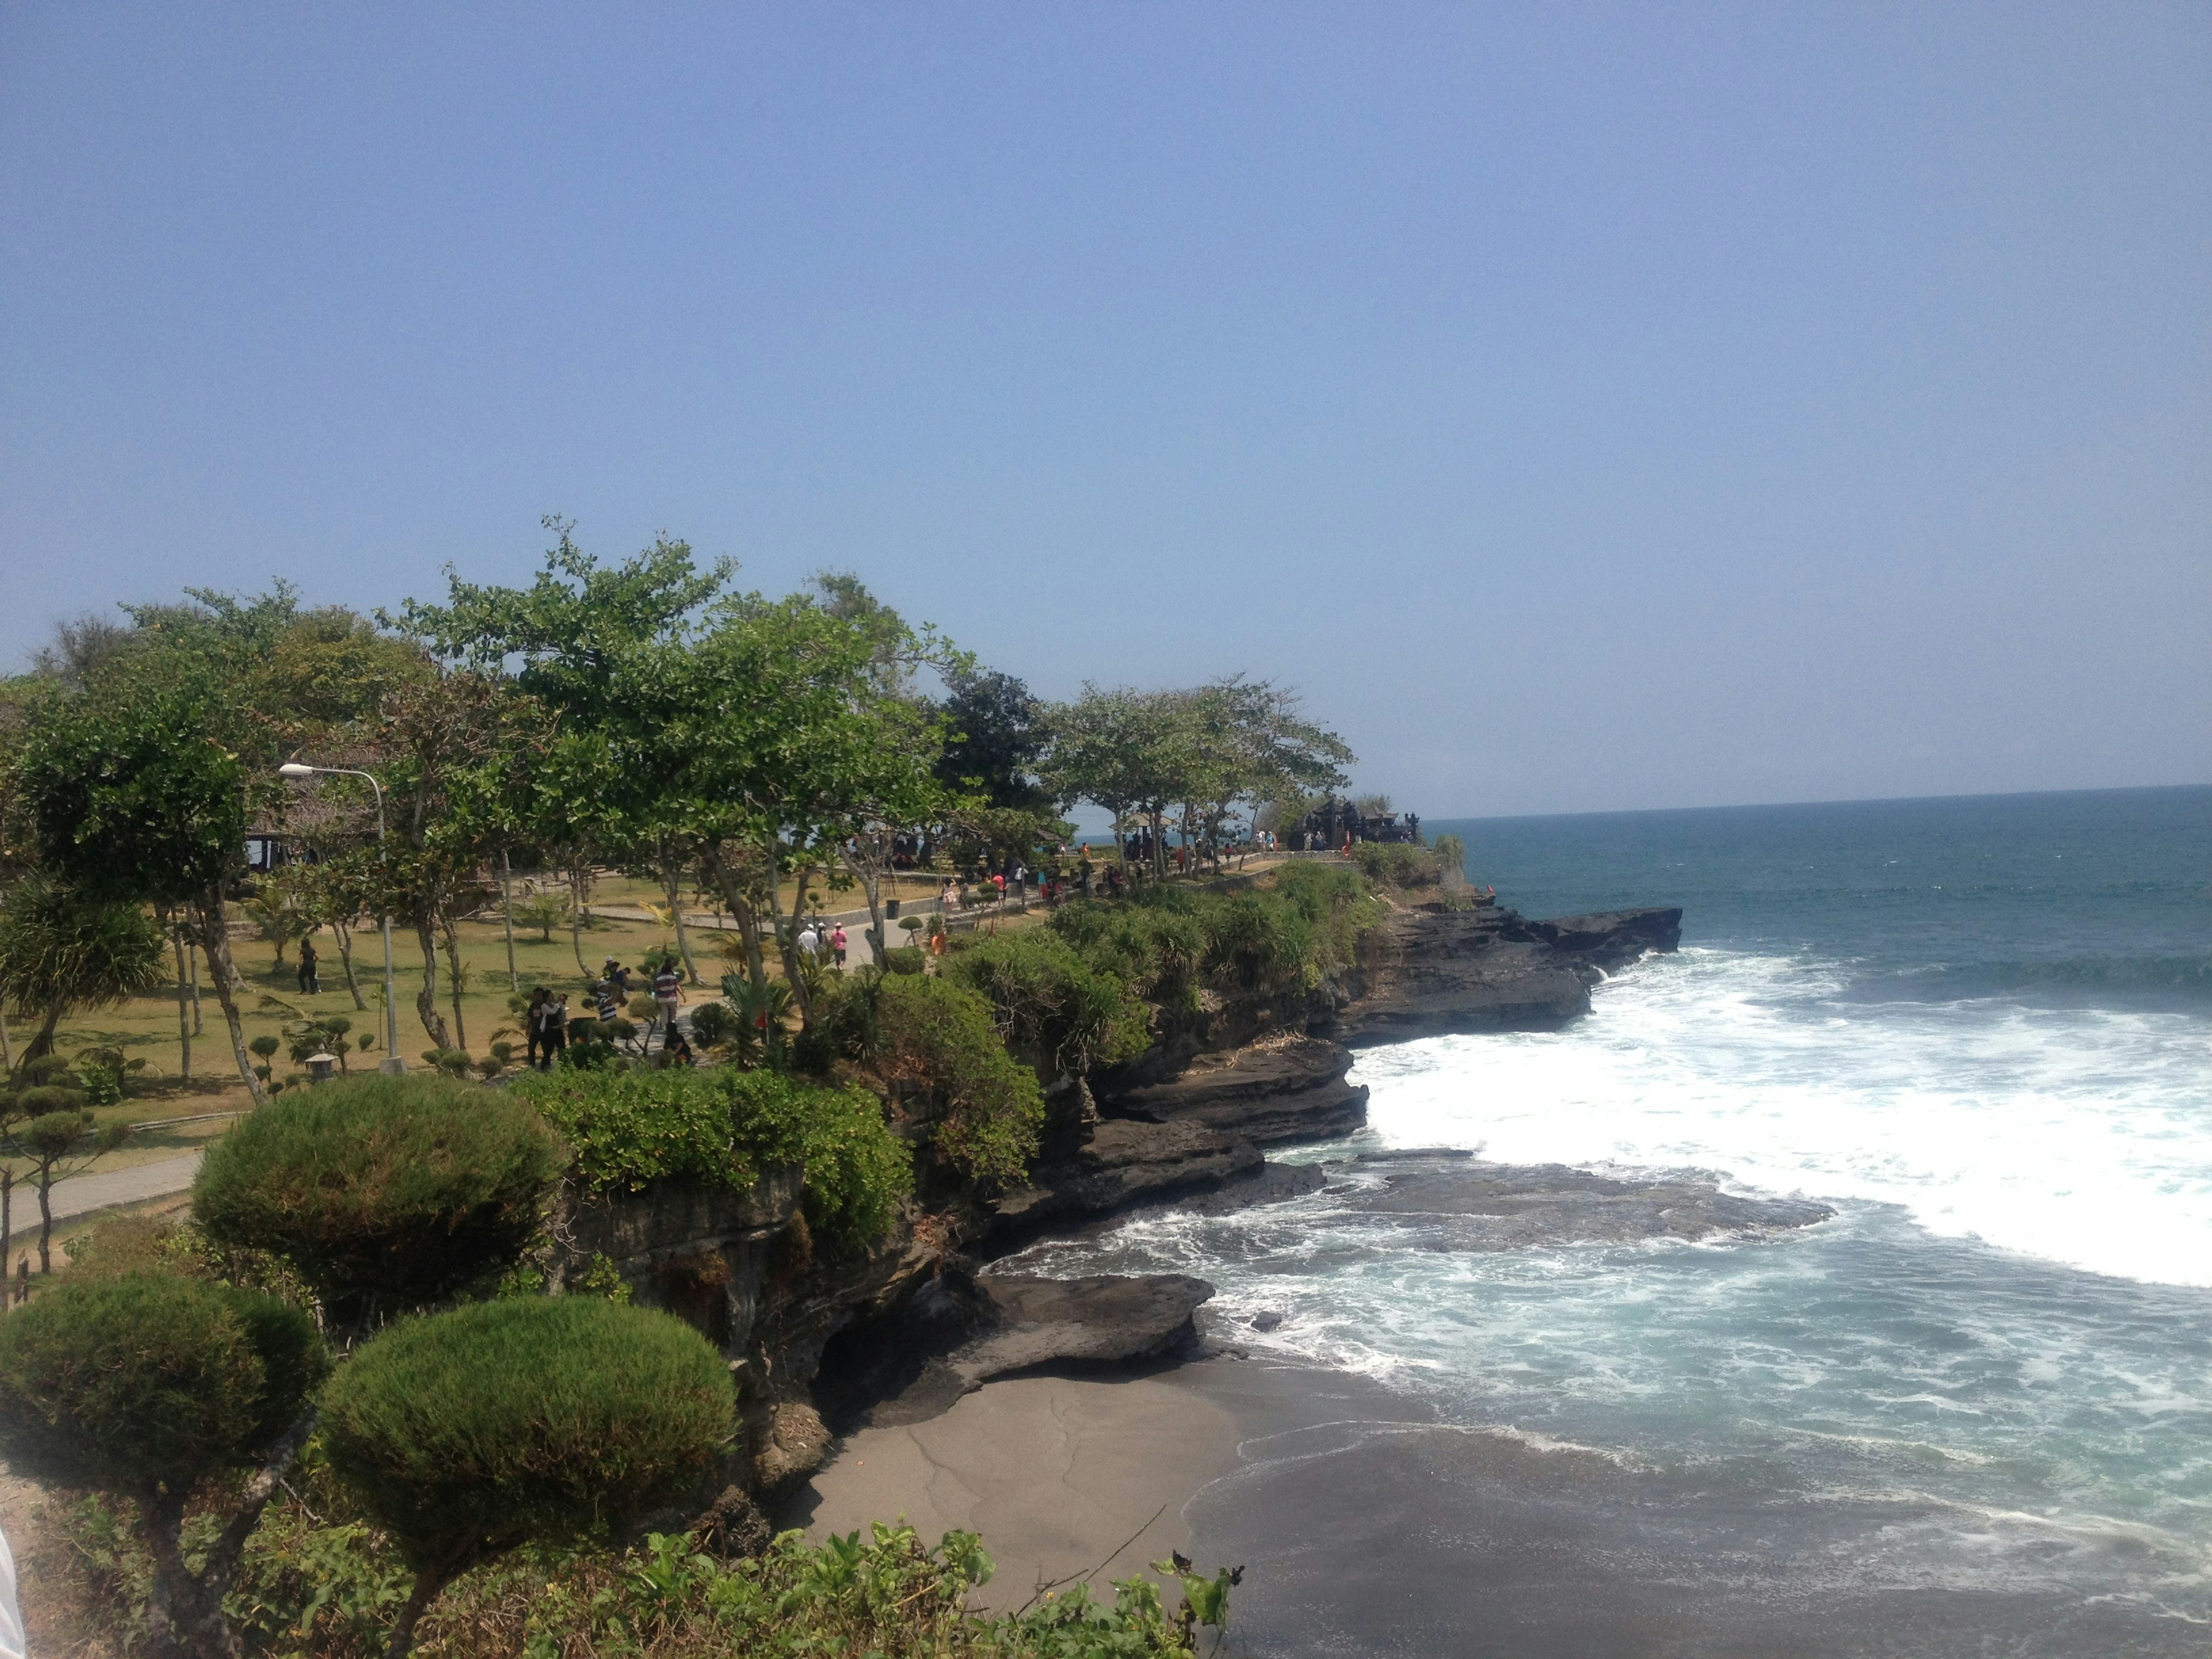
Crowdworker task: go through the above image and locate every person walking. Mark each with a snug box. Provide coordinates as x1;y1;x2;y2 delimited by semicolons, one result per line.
544;993;571;1066
830;923;847;968
297;936;320;995
797;921;821;959
652;956;684;1048
524;987;550;1068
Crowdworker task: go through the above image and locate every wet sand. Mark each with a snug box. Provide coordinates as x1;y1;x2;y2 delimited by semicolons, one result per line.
788;1371;1242;1612
793;1353;2203;1656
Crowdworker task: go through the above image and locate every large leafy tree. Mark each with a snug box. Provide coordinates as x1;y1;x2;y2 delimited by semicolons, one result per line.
398;525;953;1027
8;666;267;1099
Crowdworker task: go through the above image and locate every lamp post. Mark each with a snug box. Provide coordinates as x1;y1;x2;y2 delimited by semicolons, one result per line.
277;763;404;1074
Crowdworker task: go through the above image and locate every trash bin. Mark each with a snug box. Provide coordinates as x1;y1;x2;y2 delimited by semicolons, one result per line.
885;897;902;919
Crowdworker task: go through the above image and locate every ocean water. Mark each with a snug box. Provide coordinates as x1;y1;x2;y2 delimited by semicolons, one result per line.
1010;786;2212;1645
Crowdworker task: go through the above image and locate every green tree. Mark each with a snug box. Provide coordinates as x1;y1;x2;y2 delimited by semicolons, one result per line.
237;882;306;971
0;1272;328;1659
7;667;267;1101
858;974;1046;1188
511;888;573;942
0;873;168;1068
397;527;954;1029
319;1296;732;1659
13;1097;128;1271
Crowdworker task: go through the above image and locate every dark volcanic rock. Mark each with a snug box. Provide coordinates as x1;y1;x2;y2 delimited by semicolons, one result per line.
1327;903;1681;1046
1100;1035;1369;1144
961;1272;1215;1379
990;1118;1262;1236
1497;907;1684;969
1336;1152;1832;1247
822;1269;1216;1429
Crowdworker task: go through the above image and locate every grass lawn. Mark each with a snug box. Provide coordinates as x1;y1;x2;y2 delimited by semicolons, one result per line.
16;856;1280;1222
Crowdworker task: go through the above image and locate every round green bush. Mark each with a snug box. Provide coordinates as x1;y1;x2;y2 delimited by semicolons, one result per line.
320;1296;731;1571
685;1000;734;1047
0;1272;327;1497
192;1073;563;1319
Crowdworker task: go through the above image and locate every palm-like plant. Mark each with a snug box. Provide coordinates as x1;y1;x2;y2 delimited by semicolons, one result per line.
720;972;793;1070
512;892;571;943
0;876;168;1070
237;888;306;971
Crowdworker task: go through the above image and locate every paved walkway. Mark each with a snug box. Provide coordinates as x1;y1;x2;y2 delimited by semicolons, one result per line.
9;1151;205;1252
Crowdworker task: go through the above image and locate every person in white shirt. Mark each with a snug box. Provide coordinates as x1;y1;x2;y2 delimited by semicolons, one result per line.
0;1522;25;1659
797;923;821;958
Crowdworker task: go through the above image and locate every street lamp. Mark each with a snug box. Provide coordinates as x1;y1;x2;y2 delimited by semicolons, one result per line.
276;763;404;1074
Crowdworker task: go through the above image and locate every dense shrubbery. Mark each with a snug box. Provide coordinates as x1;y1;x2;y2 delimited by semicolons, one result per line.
857;973;1047;1187
54;1498;1227;1658
193;1073;563;1323
945;929;1152;1077
320;1297;733;1656
1349;840;1442;888
513;1063;909;1247
1049;861;1381;1018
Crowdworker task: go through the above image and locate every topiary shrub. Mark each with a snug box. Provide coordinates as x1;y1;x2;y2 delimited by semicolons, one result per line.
685;999;734;1048
319;1296;732;1658
0;1271;327;1657
192;1072;562;1324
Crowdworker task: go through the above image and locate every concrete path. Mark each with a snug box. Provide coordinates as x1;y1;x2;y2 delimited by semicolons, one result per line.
7;1151;204;1253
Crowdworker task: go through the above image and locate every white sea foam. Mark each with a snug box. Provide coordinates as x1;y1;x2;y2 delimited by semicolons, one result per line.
1352;948;2212;1286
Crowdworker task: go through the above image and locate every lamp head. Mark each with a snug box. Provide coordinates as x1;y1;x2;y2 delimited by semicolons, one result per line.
278;763;316;780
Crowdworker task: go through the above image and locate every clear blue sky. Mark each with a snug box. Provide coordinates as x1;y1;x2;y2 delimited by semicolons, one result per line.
3;4;2205;815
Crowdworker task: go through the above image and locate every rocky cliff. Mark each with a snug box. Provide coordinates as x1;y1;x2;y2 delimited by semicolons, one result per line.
592;887;1684;1524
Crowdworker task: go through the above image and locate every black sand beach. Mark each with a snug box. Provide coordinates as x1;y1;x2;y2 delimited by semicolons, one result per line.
797;1350;2203;1657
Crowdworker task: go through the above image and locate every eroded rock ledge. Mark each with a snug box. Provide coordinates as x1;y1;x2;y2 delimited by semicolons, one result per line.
1319;1149;1835;1247
1323;902;1684;1046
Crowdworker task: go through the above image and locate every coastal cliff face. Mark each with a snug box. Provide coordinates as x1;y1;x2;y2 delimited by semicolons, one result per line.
585;889;1684;1517
1323;902;1683;1046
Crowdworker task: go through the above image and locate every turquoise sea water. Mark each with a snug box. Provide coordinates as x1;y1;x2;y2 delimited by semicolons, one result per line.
1016;787;2212;1636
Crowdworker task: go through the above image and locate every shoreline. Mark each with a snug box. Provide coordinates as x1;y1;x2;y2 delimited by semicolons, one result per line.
795;1332;2206;1657
786;1365;1245;1612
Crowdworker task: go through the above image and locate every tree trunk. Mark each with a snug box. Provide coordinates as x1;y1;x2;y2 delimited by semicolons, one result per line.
35;1165;55;1274
439;916;468;1052
498;850;518;993
0;999;12;1074
385;1560;457;1659
567;863;592;978
414;915;452;1050
168;912;192;1079
22;1004;64;1066
188;937;203;1036
1;1169;12;1288
702;846;767;993
762;842;813;1028
141;1483;260;1659
334;919;367;1010
842;842;885;961
196;893;266;1106
664;849;700;986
